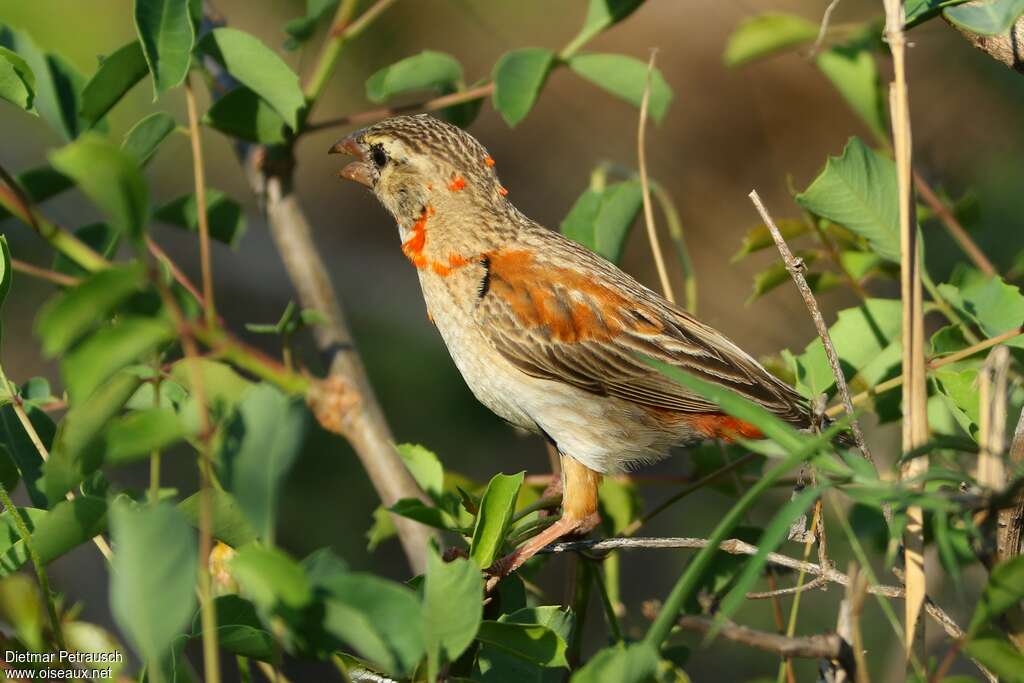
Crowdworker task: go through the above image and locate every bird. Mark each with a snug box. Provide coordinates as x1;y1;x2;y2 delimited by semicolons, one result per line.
330;114;822;578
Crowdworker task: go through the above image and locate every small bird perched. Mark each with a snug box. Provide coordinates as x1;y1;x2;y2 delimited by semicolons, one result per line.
331;114;816;576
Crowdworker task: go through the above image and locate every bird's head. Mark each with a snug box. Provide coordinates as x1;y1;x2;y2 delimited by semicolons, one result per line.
330;114;508;229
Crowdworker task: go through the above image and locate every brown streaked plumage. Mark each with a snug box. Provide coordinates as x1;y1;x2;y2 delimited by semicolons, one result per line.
331;114;820;579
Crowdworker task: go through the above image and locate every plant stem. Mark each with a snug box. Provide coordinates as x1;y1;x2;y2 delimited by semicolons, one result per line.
301;0;396;122
0;182;107;273
10;259;80;287
149;373;162;505
592;563;624;643
155;281;220;683
636;49;675;303
184;75;216;327
884;0;929;659
0;478;64;650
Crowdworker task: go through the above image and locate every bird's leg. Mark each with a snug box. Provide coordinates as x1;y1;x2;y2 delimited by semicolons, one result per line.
487;455;602;588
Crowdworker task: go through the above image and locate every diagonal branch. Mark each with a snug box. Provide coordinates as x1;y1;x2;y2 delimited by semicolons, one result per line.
748;190;874;468
201;1;437;574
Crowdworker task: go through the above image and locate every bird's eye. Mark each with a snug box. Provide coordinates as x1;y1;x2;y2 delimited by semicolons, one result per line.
370;143;388;167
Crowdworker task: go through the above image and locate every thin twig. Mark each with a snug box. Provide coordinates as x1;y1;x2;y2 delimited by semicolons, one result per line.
305;84;495;133
914;171;996;276
637;49;675;303
649;181;697;312
544;535;973;647
10;258;79;287
749;190;874;469
674;614;852;665
811;0;844;56
745;575;828;600
184;75;216;327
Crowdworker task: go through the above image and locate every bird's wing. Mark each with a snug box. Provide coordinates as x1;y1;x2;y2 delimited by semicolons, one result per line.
473;231;810;427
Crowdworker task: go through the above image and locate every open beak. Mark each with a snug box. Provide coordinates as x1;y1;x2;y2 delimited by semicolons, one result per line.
329;135;374;188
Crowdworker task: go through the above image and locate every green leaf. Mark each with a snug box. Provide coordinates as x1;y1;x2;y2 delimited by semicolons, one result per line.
944;0;1024;35
723;13;819;67
0;445;19;492
969;555;1024;636
79;41;149;125
492;48;554;127
153;189;248;247
64;622;127;679
35;264;144;356
0;404;51;508
560;180;643;264
469;471;525;568
388;498;458;531
0;235;9;338
49;134;149;242
788;298;902;399
731;219;807;261
319;571;425;676
0;574;44;651
134;0;195;97
568;53;672;123
964;632;1024;683
567;0;646;54
714;486;822;625
203;85;287;144
934;369;980;434
0;497;107;576
61;316;174;402
816;45;886;142
906;0;970;27
283;0;340;50
366;51;463;104
0;46;36;112
198;28;305;129
105;408;188;466
110;499;197;666
938;273;1024;348
220;384;308;541
178;488;258;548
571;642;659;683
51;222;119;279
1;26;88;139
230;544;313;610
168;358;253;413
396;443;444;499
796;137;899;262
422;551;482;680
122;112;176;165
192;595;274;661
476;621;568;668
43;371;143;504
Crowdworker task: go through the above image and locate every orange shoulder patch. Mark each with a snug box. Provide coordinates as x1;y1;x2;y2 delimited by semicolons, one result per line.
486;250;663;343
484;156;495;167
448;176;466;191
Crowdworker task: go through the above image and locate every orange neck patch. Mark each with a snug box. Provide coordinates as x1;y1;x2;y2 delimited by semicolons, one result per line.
401;205;472;277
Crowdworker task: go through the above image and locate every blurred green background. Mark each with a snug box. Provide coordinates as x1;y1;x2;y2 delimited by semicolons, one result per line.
1;0;1022;679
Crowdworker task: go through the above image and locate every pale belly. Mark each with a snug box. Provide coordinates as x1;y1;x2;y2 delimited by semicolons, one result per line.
419;274;688;474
